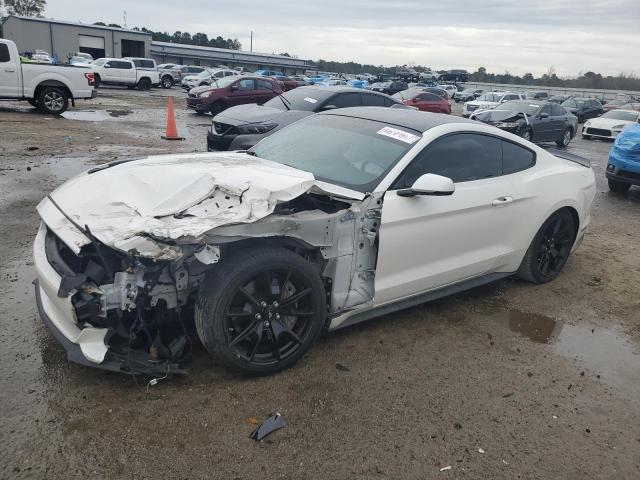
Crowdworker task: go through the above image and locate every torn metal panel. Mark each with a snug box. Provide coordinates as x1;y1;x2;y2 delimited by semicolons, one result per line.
37;152;363;260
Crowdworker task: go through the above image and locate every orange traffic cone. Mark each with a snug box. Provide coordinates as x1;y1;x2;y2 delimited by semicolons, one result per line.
161;96;184;140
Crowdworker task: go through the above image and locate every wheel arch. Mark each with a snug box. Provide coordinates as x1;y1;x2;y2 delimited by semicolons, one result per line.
35;80;72;100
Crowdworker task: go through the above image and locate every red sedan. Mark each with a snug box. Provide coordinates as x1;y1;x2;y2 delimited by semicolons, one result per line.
273;75;298;92
393;89;451;113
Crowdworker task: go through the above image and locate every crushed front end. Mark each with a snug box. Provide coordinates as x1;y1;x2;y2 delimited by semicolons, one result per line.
33;222;203;375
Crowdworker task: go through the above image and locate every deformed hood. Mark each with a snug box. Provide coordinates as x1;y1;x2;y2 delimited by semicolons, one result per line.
38;152;363;259
472;109;525;123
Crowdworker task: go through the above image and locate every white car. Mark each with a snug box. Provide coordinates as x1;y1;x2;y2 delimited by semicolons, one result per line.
437;84;458;98
33;107;595;376
463;92;525;117
91;58;160;90
582;109;640;140
181;68;239;90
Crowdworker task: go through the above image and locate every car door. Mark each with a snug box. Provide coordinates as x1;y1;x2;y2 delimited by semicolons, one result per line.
375;133;521;304
101;60;118;82
118;61;136;83
535;104;555;141
550;103;569;137
255;78;277;103
0;43;20;97
227;78;257;106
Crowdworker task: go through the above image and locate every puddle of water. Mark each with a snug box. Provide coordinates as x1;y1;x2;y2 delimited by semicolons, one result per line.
60;109;133;121
494;310;640;401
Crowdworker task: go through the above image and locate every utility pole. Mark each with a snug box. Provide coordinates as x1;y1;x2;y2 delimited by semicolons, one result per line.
250;31;253;52
123;10;127;29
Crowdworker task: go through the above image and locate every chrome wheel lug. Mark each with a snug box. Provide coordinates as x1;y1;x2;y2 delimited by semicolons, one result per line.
260;301;267;308
272;301;279;308
255;313;262;320
275;313;280;320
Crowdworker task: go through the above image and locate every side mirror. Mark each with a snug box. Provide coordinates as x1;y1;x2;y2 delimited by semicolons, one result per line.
539;112;550;118
104;63;111;68
397;173;455;197
230;83;239;91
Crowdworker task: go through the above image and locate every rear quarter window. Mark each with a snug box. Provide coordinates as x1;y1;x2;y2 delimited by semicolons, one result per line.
502;140;536;174
0;44;10;63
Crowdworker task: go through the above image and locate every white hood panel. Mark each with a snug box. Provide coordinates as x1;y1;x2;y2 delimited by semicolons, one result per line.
38;152;362;259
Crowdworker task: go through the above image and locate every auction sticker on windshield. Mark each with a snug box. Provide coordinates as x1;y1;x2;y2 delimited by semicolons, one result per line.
377;126;420;144
304;97;318;104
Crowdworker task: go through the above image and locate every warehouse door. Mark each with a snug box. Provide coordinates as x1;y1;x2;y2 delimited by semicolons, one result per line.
78;35;105;60
121;39;145;58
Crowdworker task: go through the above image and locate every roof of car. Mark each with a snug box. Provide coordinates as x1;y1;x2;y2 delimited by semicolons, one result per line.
304;85;389;95
319;107;476;133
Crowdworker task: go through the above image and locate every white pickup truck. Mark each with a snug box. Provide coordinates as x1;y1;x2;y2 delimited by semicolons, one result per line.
91;58;160;90
0;39;96;115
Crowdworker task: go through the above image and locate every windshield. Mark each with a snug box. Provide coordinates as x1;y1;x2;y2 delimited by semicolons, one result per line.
498;101;541;115
93;59;106;66
601;110;639;121
197;69;213;78
249;114;420;192
562;99;585;108
607;99;627;106
207;76;238;88
263;88;334;111
477;93;501;102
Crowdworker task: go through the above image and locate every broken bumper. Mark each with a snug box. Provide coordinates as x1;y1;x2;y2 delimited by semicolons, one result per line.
33;224;184;375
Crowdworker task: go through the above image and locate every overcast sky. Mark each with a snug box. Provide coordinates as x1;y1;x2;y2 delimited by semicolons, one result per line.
44;0;640;77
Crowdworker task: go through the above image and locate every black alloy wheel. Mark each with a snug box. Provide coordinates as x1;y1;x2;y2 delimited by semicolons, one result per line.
517;209;576;283
556;128;572;147
195;247;326;374
161;75;173;88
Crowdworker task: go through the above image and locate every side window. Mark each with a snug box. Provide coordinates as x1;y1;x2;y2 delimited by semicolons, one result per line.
361;94;386;107
502;141;535;174
551;104;565;116
114;61;132;69
214;71;225;78
0;44;10;63
383;97;397;107
328;93;362;108
256;79;273;90
224;71;235;76
140;60;154;68
422;93;440;101
393;133;503;187
541;105;553;116
237;79;255;91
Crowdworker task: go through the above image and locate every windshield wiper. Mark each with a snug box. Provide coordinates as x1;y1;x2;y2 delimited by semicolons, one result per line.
265;85;291;110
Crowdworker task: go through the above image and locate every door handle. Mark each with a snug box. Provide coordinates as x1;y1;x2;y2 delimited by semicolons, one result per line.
4;68;16;73
492;196;513;206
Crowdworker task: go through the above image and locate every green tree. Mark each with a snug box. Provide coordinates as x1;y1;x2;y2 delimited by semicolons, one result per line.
6;0;46;17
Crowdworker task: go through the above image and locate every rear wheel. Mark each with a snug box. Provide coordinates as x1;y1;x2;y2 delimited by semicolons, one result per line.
161;75;173;88
195;247;326;375
37;87;69;115
608;179;631;193
556;128;572;147
517;209;576;284
137;78;151;90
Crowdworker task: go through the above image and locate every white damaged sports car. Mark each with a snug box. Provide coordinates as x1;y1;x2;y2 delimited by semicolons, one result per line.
34;107;596;375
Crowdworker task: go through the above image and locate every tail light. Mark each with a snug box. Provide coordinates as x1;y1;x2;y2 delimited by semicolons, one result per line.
85;72;95;86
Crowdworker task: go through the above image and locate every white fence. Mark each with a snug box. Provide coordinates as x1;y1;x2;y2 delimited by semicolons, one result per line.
461;82;640;102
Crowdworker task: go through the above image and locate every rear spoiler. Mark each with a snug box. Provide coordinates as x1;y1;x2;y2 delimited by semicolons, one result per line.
545;148;591;168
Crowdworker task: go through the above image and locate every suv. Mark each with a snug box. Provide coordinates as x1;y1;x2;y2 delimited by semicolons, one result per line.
158;65;205;88
186;76;282;115
181;68;239;91
91;58;159;90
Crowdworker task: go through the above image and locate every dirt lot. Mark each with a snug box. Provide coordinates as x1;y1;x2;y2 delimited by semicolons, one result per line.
1;87;639;480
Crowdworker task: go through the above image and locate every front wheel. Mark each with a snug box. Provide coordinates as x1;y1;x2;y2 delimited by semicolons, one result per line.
37;87;69;115
556;128;572;147
608;179;631;193
195;247;326;375
517;209;576;284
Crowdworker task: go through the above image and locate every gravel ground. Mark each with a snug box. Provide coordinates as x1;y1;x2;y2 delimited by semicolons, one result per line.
1;87;639;479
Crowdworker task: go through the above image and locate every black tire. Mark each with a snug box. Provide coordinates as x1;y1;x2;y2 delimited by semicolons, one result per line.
556;128;572;147
520;128;532;142
137;78;151;90
37;87;69;115
517;209;576;284
94;74;101;88
210;100;226;116
161;75;173;89
126;85;136;90
608;178;631;193
195;247;326;375
27;99;40;109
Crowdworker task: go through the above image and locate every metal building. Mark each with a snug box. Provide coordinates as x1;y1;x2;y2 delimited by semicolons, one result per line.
1;15;311;74
1;15;151;61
